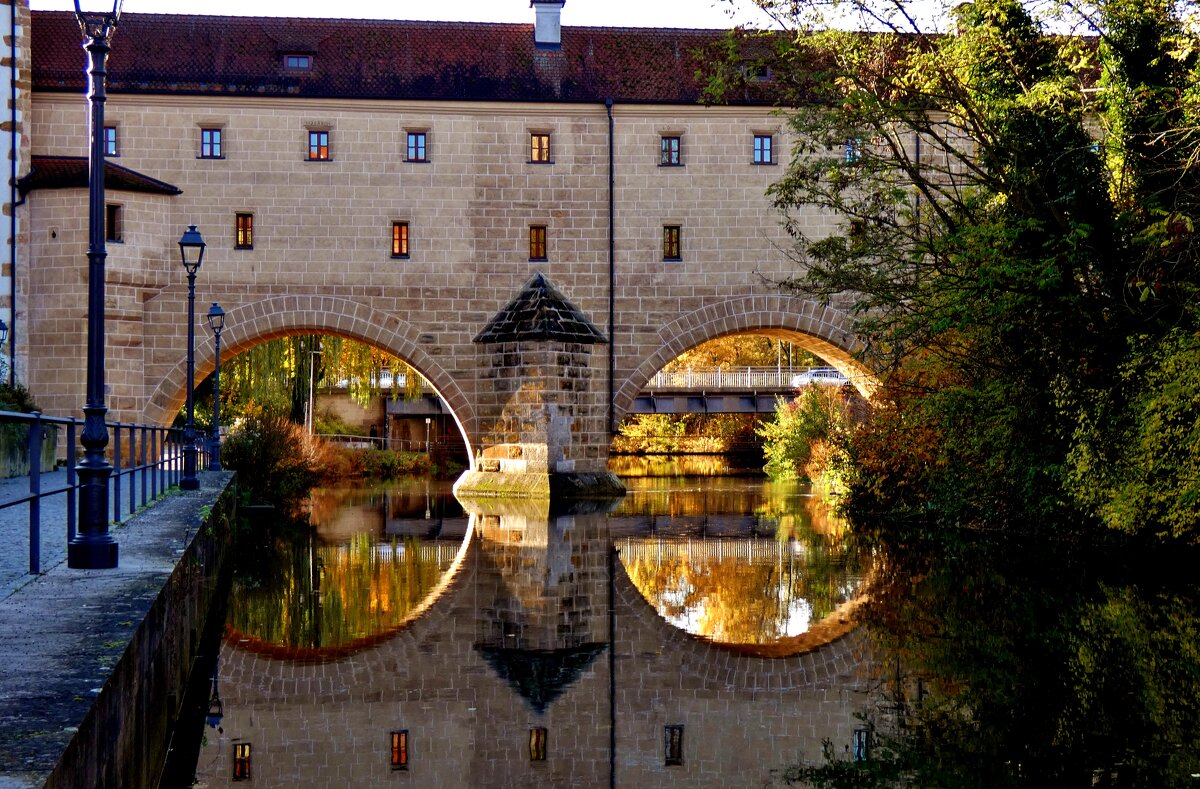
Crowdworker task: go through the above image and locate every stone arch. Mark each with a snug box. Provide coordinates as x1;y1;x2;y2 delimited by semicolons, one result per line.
613;294;873;422
143;295;476;457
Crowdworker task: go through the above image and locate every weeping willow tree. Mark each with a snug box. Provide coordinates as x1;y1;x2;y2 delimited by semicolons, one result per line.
219;335;426;423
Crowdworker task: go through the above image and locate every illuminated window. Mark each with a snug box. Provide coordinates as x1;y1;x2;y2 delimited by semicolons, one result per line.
235;213;254;250
529;226;547;261
391;221;410;258
664;725;684;766
200;128;223;159
660;136;681;166
407;131;427;162
103;126;118;156
285;54;312;70
390;730;409;770
662;225;681;261
753;134;773;164
105;204;121;243
308;130;330;161
530;133;551;163
232;742;251;781
529;727;547;761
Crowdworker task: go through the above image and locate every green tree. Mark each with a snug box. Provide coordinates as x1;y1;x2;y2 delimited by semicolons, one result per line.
710;0;1200;541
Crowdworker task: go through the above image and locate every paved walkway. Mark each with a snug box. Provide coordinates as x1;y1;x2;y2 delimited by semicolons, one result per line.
0;467;173;602
0;472;233;788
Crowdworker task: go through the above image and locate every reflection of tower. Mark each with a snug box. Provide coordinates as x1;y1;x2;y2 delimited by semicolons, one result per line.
467;499;616;712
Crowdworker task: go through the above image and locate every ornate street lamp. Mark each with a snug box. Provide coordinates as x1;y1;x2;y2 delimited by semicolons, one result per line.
179;225;205;490
68;0;123;570
206;302;225;472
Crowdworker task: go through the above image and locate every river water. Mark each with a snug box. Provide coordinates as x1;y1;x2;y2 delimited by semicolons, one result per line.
184;463;1200;788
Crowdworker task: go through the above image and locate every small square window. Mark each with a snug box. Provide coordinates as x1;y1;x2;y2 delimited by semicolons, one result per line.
529;225;547;261
200;128;223;159
530;133;551;163
662;225;681;261
232;742;251;781
105;204;121;243
308;130;330;161
235;213;254;250
664;725;684;766
285;54;312;70
390;730;409;770
753;134;773;164
660;136;681;166
407;131;427;162
529;727;547;762
103;126;118;157
391;221;410;258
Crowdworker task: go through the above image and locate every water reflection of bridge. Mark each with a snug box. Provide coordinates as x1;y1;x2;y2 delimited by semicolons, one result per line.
616;536;810;563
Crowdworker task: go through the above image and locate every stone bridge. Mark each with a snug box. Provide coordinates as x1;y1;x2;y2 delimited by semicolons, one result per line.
15;10;872;496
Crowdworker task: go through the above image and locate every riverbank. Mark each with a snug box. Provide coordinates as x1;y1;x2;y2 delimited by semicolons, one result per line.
0;472;235;788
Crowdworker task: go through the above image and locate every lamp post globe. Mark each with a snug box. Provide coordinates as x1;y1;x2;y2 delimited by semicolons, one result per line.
68;0;124;570
206;302;225;472
179;225;206;491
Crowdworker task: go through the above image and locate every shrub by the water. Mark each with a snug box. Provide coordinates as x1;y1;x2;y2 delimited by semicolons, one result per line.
221;409;323;507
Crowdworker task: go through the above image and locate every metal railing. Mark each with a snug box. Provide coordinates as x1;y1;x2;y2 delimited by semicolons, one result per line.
647;367;806;390
1;410;198;577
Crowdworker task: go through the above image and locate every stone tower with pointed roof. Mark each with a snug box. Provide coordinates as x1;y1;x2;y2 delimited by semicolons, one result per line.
455;273;624;499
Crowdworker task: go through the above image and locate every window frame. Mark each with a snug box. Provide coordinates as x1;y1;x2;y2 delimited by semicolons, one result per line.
105;203;122;243
284;54;312;71
406;131;428;163
232;742;252;781
529;727;548;762
308;129;330;161
753;134;773;165
530;132;552;163
391;221;410;259
390;730;409;771
662;225;682;261
200;127;223;159
529;225;548;261
103;126;118;157
845;137;863;163
660;135;682;166
664;725;684;766
235;212;254;250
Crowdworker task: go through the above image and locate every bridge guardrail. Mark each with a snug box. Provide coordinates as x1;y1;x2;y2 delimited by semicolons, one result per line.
647;367;816;390
0;410;199;577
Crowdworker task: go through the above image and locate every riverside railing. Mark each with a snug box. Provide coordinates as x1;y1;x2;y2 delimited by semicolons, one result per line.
1;410;198;577
648;367;802;390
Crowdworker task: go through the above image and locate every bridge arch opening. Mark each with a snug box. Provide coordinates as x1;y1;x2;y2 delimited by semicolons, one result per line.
142;296;477;465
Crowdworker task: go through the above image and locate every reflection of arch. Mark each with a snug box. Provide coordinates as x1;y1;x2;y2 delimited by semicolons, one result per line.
612;550;867;684
614;295;873;422
143;295;476;456
222;520;477;665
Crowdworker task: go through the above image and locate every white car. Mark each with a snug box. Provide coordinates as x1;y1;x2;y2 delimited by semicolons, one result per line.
791;367;848;387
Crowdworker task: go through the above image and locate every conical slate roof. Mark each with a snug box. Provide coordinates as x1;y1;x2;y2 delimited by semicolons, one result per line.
474;272;608;345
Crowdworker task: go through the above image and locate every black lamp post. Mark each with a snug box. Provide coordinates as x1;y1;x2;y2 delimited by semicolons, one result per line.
178;224;205;491
207;302;225;472
68;0;122;570
0;318;9;386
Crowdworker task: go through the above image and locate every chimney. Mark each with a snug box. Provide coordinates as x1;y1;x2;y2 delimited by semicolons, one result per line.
531;0;565;50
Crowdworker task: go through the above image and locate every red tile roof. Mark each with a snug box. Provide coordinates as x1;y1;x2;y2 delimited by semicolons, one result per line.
19;155;182;197
31;11;748;105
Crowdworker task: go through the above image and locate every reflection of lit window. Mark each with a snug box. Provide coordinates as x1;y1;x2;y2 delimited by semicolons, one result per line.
308;130;330;161
664;724;684;766
853;727;872;761
391;730;409;770
235;213;254;250
233;742;252;781
529;727;547;761
529;225;547;261
392;221;410;258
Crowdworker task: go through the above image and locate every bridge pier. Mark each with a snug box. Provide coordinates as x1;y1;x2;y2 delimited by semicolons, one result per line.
453;273;625;501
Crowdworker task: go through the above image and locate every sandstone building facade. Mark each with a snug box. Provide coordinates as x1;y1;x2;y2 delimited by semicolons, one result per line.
14;1;864;483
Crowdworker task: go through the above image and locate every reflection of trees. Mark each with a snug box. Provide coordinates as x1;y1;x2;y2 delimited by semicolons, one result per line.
797;530;1200;787
228;530;455;649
